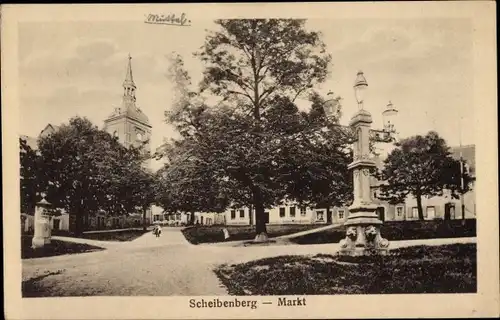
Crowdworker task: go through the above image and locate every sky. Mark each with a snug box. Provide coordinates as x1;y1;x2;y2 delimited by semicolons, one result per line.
18;18;474;169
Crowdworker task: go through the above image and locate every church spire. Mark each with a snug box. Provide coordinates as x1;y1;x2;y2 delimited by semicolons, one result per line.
123;54;136;105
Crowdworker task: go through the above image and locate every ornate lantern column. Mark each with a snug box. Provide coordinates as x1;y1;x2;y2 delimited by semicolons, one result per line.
323;71;398;256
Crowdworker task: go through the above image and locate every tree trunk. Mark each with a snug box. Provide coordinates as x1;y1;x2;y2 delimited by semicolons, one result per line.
253;186;268;242
249;205;253;226
190;211;196;225
326;206;332;224
75;209;84;236
254;201;268;242
416;193;424;220
142;206;147;231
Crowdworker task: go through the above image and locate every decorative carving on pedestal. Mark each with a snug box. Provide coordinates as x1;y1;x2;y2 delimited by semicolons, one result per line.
339;224;389;256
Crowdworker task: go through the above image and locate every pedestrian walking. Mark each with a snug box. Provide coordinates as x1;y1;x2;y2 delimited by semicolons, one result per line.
155;225;162;238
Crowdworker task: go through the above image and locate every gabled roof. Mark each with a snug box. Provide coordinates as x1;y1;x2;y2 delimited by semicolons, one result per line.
39;124;60;138
21;123;61;151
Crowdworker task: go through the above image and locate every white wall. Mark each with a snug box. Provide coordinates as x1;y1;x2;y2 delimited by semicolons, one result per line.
222;204;334;225
50;214;69;231
404;187;476;220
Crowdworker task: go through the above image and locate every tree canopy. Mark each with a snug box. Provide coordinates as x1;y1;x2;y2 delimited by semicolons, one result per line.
33;116;155;234
377;131;474;220
159;20;353;240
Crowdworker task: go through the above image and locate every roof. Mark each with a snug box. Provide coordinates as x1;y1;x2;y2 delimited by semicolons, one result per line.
105;104;151;127
39;124;60;138
105;55;150;127
21;123;61;151
123;54;135;87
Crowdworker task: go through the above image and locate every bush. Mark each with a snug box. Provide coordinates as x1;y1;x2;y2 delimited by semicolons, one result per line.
182;224;327;244
80;229;149;242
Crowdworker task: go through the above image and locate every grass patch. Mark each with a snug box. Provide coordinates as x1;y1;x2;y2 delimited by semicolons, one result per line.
182;224;327;244
22;270;65;297
291;219;476;244
22;236;104;259
52;228;150;242
214;243;476;295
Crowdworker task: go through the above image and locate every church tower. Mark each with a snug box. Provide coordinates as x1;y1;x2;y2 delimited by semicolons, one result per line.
104;55;152;166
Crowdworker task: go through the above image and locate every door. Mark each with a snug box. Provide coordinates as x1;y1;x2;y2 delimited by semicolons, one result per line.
376;207;385;222
444;203;455;220
53;219;60;231
326;208;333;224
201;216;204;225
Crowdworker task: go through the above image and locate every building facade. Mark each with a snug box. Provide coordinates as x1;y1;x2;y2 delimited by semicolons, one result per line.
186;144;476;227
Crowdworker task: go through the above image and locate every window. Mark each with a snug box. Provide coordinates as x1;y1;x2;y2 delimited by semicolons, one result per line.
300;207;307;216
338;210;345;220
290;207;296;217
279;207;286;218
426;206;435;219
450;206;456;218
316;211;324;221
230;210;236;219
239;209;245;218
411;207;418;219
396;206;404;217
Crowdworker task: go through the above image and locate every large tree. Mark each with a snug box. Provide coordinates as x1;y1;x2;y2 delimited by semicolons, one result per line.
193;19;332;240
378;131;474;220
37;117;150;234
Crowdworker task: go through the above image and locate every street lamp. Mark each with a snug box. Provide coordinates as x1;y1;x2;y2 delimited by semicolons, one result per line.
354;71;368;109
382;101;398;133
322;71;398;256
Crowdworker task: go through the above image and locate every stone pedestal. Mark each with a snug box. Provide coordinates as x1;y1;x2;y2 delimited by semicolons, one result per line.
338;110;389;256
32;199;52;249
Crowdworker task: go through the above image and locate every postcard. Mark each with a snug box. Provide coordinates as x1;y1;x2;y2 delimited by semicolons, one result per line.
2;2;498;319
